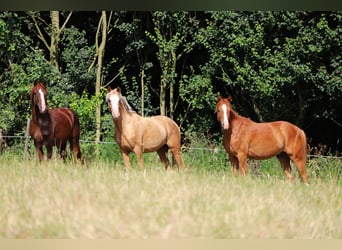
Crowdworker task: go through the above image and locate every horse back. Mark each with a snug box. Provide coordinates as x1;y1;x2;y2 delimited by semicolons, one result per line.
149;116;181;136
137;115;181;149
258;121;307;157
226;118;306;159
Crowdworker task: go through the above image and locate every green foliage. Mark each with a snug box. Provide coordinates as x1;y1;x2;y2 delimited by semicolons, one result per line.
0;11;341;154
179;68;216;137
61;26;96;92
69;91;98;140
198;11;342;127
119;68;158;116
308;157;342;181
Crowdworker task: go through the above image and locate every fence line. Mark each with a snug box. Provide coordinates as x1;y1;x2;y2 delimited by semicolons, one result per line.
1;135;342;160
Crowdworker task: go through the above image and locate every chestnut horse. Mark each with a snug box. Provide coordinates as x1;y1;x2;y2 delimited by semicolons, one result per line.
29;81;82;163
216;95;307;182
106;86;185;170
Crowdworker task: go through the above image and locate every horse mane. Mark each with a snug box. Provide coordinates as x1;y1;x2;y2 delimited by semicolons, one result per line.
120;97;135;113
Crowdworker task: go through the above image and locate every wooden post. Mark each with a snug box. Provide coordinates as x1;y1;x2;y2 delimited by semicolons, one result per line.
24;118;30;159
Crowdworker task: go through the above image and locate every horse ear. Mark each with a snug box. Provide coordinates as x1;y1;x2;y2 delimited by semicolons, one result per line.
34;80;47;87
217;94;222;102
227;96;233;103
117;86;121;93
107;86;112;93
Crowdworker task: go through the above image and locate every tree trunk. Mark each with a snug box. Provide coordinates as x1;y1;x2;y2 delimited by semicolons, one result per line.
140;66;145;117
169;50;177;120
31;11;72;70
95;11;107;152
251;96;263;122
50;11;60;69
160;69;167;116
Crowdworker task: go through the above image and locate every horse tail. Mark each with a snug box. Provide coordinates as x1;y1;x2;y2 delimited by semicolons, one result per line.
72;110;80;129
301;129;308;163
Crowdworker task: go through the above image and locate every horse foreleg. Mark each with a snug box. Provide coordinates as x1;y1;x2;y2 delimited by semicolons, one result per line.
237;153;247;176
135;151;144;170
277;152;293;181
46;144;53;160
35;144;44;162
121;150;132;170
229;155;239;175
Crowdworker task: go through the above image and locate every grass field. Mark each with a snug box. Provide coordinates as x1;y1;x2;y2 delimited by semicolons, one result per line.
0;145;341;238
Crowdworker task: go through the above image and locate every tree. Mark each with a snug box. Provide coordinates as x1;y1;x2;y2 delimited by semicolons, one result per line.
197;11;341;151
30;11;72;70
198;11;341;124
0;11;341;154
113;12;153;117
87;11;112;149
146;11;197;119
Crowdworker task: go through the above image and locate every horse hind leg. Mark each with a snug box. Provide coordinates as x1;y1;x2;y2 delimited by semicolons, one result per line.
70;138;83;164
287;130;308;182
169;147;185;170
157;145;170;170
290;150;308;183
277;152;293;181
59;142;67;161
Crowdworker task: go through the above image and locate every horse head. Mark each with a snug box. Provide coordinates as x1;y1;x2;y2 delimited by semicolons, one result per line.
106;86;122;119
31;81;48;113
216;95;233;131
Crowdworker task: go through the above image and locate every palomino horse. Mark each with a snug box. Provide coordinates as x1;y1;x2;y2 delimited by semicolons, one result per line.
106;86;185;170
216;95;308;182
29;81;82;163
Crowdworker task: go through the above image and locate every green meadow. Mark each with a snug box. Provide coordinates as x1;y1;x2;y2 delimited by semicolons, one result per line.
0;143;341;238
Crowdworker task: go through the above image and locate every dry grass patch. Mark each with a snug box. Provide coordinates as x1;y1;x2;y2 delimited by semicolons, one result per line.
0;157;341;238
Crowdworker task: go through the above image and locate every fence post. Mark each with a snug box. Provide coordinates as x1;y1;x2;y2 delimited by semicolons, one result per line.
24;118;30;159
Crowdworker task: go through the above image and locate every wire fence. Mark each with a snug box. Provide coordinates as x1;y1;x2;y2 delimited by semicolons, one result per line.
1;135;342;160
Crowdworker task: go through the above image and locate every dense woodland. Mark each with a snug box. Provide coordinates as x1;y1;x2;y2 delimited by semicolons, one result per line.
0;11;341;154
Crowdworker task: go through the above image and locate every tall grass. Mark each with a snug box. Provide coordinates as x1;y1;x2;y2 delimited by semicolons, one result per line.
0;144;341;238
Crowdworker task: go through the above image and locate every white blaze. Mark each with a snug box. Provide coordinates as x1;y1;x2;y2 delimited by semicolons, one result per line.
109;94;120;118
222;104;229;130
38;89;47;112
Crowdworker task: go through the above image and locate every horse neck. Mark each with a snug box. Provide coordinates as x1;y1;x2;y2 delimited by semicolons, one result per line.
31;103;51;125
113;101;139;131
223;109;240;136
229;109;239;123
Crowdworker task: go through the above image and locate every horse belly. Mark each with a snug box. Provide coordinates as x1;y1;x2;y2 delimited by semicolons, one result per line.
142;131;167;152
50;108;78;147
248;143;283;160
247;128;284;159
139;120;167;152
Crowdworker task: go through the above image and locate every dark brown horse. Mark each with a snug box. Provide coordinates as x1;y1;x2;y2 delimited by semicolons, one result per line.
216;95;308;182
106;86;185;170
29;81;82;163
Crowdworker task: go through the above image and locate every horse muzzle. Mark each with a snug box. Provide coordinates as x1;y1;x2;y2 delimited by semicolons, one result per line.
39;106;48;113
112;110;120;119
222;121;229;130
